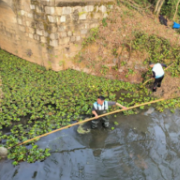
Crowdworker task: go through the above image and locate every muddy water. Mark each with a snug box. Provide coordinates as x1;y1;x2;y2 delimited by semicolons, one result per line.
1;109;180;180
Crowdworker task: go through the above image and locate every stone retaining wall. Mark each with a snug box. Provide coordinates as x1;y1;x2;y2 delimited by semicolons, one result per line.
0;0;114;71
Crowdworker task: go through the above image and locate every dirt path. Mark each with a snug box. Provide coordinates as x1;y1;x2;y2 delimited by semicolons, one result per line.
150;73;180;99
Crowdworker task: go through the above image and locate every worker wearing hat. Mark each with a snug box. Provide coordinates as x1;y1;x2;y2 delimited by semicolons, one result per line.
91;96;126;129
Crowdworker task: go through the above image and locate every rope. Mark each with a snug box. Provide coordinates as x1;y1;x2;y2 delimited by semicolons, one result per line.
8;98;164;149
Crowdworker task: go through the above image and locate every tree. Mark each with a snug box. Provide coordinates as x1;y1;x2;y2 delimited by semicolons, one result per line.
154;0;165;15
173;0;180;20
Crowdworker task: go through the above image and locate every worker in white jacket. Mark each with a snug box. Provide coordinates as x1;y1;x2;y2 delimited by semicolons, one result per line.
149;62;167;92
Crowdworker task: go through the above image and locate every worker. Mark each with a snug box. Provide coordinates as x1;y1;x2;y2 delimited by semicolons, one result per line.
149;62;167;92
91;96;126;129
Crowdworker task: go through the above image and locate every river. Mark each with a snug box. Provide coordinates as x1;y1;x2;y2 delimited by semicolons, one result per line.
0;108;180;180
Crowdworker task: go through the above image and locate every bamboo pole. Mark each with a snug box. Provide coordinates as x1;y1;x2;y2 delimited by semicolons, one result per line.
8;98;164;149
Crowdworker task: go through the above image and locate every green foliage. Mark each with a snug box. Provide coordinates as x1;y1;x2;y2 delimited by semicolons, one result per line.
125;68;136;77
121;61;127;66
132;32;180;77
112;48;118;57
114;121;119;126
100;65;109;75
102;18;108;27
117;0;120;6
0;49;180;165
82;27;99;47
160;0;179;19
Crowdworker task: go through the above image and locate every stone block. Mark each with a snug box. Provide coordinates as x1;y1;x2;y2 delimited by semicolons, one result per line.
36;29;44;36
37;23;44;30
44;31;49;37
99;5;107;13
67;31;72;36
50;40;59;47
28;27;35;34
90;23;99;28
41;36;47;43
49;25;57;32
72;31;78;36
50;33;59;39
94;13;102;19
62;7;72;15
48;16;57;23
85;5;94;12
84;23;89;29
17;18;22;25
58;25;65;32
34;34;40;41
76;36;81;41
103;13;108;18
19;26;25;32
55;7;62;15
18;10;26;16
73;6;82;12
60;37;70;45
60;16;66;22
79;13;86;20
81;29;88;35
79;23;89;29
26;21;31;27
60;32;67;38
71;36;76;42
45;6;55;14
27;13;33;18
30;4;35;10
36;6;44;13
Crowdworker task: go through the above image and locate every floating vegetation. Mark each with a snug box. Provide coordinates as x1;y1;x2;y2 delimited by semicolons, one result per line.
77;122;91;134
0;49;180;165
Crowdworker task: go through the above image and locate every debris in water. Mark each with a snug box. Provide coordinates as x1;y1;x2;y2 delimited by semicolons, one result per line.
77;123;91;134
144;107;154;116
0;147;8;158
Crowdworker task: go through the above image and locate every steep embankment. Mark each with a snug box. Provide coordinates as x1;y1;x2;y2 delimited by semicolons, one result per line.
76;3;180;98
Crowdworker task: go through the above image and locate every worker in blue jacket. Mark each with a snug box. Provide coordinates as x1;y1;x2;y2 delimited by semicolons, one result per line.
91;96;126;129
149;62;167;92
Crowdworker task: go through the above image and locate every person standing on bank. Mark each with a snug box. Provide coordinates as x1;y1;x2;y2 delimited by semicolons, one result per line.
149;62;167;92
91;96;127;129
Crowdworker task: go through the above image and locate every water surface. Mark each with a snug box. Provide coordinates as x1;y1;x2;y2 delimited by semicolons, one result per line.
1;109;180;180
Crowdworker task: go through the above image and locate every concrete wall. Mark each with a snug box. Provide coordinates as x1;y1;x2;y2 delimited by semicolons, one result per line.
0;0;114;71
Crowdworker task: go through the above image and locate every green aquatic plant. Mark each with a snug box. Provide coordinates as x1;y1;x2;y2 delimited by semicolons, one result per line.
0;49;180;165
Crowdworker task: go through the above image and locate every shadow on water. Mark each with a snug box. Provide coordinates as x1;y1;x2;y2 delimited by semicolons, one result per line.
1;108;180;180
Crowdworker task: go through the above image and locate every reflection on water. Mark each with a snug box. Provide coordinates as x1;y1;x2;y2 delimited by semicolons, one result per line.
1;109;180;180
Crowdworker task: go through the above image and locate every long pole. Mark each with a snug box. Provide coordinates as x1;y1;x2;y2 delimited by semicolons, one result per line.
8;98;164;149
